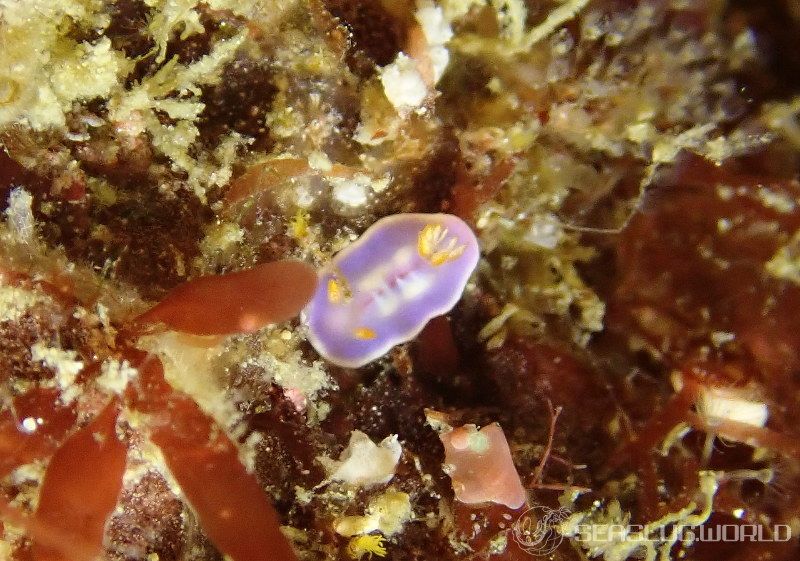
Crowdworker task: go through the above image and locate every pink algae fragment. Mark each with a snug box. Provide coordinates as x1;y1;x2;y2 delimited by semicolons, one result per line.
283;387;308;412
439;423;527;510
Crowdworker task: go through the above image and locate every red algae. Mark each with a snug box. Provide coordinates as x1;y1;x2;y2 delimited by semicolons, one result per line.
486;337;610;428
609;378;701;471
414;315;459;375
132;260;318;336
602;155;800;457
0;498;98;561
130;356;299;561
450;159;515;222
32;399;126;561
608;156;800;385
0;389;76;478
2;1;800;559
224;159;310;205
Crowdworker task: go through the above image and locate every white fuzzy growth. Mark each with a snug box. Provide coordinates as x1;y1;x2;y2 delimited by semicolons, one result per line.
379;2;454;111
321;430;402;487
0;285;47;322
524;213;562;249
50;38;130;107
697;388;769;428
6;187;36;242
380;54;428;111
416;2;453;45
141;331;241;432
330;175;370;207
243;351;334;411
96;358;138;395
416;1;453;82
30;342;84;403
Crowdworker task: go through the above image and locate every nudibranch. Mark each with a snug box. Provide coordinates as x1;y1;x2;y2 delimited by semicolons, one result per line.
304;213;479;368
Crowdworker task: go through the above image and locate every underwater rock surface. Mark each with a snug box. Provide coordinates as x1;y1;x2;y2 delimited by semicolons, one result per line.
1;1;800;561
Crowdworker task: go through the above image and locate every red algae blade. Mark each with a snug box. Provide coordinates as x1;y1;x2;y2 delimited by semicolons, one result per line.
152;430;300;561
133;356;299;561
133;260;318;336
32;399;126;561
0;498;99;561
0;389;76;478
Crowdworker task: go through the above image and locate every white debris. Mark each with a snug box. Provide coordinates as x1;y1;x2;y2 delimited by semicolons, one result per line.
295;184;315;208
415;0;453;82
371;174;392;194
0;284;48;322
308;150;333;172
140;331;241;432
417;1;453;45
524;213;563;249
243;351;334;412
697;387;769;428
5;187;36;243
320;430;402;488
96;358;138;395
30;342;84;403
20;417;39;433
199;222;244;254
378;0;453;111
380;53;428;111
330;174;371;207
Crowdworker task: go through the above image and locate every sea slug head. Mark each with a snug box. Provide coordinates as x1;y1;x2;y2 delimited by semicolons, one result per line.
304;213;480;368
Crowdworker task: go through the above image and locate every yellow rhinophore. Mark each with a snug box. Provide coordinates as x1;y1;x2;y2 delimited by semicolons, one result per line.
327;272;352;304
347;534;387;560
417;224;466;266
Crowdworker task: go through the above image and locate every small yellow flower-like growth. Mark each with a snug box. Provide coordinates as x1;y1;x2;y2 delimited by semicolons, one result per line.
347;534;387;560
